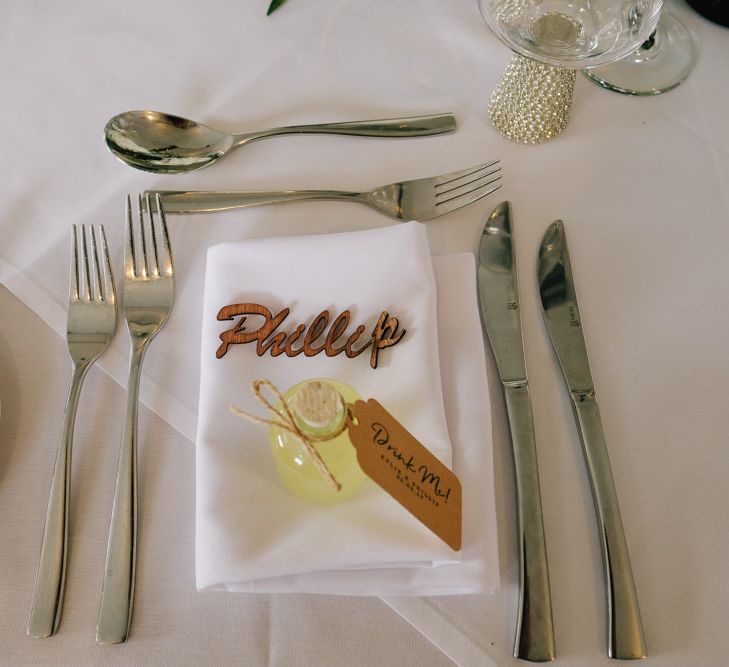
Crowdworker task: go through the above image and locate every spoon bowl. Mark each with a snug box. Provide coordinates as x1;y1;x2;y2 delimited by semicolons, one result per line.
105;111;235;173
104;110;457;174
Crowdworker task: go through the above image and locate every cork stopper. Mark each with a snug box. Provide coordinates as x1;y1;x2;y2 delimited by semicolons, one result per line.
292;380;345;432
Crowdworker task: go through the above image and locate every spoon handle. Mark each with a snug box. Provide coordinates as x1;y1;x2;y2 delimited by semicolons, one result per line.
234;113;456;145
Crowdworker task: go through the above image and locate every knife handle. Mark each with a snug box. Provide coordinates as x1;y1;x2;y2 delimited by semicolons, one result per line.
571;392;647;660
503;382;555;662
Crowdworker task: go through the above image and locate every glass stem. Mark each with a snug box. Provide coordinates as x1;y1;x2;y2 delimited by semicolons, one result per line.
641;29;657;51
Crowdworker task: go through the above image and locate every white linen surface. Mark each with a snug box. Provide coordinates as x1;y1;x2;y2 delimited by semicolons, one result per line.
196;222;499;595
2;0;729;663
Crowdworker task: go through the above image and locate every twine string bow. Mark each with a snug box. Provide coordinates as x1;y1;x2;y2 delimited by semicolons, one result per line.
230;379;342;491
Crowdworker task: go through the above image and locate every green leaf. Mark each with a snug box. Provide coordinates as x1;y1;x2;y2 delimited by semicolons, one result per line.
267;0;288;15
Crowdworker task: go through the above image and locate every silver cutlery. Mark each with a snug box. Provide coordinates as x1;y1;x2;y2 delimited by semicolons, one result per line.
97;193;174;644
147;160;502;220
28;225;117;638
105;110;457;174
477;202;555;662
537;221;646;660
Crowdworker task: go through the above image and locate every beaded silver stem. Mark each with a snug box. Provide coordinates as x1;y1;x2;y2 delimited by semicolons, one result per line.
489;53;576;144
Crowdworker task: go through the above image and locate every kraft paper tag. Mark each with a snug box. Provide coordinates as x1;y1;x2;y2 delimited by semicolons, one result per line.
346;399;462;551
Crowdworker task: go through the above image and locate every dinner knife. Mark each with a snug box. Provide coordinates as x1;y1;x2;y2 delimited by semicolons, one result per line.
537;221;646;660
477;201;555;662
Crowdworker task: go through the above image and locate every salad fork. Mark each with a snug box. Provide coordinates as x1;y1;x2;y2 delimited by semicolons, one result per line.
28;225;117;638
97;193;174;644
147;159;503;220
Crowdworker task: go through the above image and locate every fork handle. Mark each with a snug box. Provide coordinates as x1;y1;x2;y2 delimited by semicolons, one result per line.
28;363;89;638
150;189;364;214
97;343;146;644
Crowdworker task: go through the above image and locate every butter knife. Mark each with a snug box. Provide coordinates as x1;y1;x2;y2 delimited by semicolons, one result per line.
477;202;555;662
537;220;646;660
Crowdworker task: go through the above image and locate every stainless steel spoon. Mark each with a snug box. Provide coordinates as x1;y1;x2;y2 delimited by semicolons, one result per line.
104;110;457;174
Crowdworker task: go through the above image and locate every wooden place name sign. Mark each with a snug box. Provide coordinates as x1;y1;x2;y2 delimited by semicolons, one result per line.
215;303;406;369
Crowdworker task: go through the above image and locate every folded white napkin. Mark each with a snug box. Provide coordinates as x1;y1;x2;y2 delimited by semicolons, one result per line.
196;222;499;595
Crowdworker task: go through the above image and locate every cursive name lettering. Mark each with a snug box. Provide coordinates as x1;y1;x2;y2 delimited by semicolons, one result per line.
215;303;405;369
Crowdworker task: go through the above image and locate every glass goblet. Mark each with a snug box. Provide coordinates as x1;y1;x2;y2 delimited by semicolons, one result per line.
583;11;696;95
479;0;663;142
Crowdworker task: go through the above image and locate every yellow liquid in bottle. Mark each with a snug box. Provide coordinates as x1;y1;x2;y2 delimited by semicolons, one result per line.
268;379;366;505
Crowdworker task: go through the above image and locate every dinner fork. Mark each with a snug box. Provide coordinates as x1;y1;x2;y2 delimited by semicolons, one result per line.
28;225;117;638
96;193;174;644
146;159;503;220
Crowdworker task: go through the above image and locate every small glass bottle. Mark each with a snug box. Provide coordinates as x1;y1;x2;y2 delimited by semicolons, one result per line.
268;378;366;505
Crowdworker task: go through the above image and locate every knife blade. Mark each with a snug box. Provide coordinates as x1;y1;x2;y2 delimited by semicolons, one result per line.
537;220;646;660
477;201;555;662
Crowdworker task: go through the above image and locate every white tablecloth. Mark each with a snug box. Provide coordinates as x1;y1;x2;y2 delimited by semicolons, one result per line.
1;0;728;664
0;286;454;666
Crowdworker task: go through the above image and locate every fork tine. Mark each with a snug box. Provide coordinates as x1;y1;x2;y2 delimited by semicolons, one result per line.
125;195;136;279
432;160;500;187
434;175;503;216
435;164;502;199
80;225;92;302
98;225;115;304
70;225;80;302
89;225;102;303
155;194;173;277
145;193;160;278
137;194;148;279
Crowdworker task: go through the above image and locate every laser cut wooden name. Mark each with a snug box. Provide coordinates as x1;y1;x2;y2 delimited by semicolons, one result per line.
215;303;406;369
